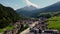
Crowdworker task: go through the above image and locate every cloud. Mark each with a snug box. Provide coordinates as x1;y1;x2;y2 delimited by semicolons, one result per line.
25;0;40;8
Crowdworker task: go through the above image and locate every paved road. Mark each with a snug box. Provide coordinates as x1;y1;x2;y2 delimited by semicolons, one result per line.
20;21;38;34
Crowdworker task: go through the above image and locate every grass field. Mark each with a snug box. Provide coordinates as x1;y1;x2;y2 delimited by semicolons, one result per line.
47;16;60;31
0;26;14;33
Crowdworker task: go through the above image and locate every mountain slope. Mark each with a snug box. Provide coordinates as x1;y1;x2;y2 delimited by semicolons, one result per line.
16;1;60;18
16;5;38;17
33;1;60;18
0;4;20;28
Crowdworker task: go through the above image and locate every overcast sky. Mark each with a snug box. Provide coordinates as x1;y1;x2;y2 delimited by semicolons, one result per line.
0;0;60;10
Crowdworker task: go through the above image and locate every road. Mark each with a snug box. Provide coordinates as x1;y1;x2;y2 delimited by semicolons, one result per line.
0;33;2;34
20;21;38;34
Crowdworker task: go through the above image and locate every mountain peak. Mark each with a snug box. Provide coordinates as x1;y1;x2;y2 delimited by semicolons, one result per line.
17;5;38;11
25;5;38;10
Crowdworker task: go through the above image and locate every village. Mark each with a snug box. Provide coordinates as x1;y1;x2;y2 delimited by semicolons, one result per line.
3;18;60;34
26;18;60;34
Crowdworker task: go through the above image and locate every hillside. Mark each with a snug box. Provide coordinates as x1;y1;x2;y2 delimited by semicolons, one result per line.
46;15;60;31
0;4;20;28
37;11;60;18
16;5;38;18
32;1;60;18
16;1;60;18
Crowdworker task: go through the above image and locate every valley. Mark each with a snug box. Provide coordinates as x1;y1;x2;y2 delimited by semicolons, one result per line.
0;1;60;34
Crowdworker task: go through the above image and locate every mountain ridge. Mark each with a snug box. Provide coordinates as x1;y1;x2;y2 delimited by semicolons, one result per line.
16;1;60;18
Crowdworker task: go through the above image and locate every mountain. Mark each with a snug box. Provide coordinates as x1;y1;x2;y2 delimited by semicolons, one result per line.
16;1;60;18
0;4;20;28
20;5;38;11
32;1;60;18
16;5;38;17
35;1;60;12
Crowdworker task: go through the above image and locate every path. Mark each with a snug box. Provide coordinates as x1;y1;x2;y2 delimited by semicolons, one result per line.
20;21;38;34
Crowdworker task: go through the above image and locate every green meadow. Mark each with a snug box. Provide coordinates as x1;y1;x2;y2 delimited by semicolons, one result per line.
47;16;60;31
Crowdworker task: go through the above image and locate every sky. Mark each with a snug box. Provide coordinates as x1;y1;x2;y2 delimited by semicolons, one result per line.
0;0;60;10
